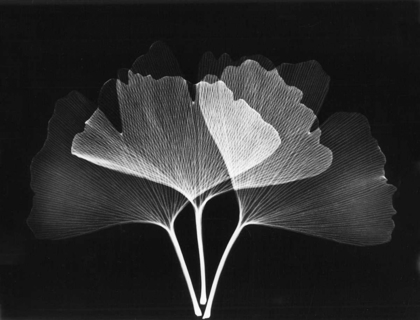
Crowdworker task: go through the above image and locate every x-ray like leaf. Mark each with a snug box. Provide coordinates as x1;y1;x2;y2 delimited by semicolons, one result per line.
202;61;396;318
197;81;281;177
72;74;281;201
202;60;332;189
26;90;205;315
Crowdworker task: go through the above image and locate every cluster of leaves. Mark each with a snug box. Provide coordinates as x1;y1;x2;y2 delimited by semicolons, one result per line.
27;42;396;318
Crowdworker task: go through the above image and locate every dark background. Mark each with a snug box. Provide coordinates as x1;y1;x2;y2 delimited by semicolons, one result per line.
1;1;420;319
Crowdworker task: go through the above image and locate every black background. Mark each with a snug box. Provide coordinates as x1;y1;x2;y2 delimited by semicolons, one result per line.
0;1;420;320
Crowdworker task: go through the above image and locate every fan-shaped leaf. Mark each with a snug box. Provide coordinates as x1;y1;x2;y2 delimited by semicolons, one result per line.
202;60;396;319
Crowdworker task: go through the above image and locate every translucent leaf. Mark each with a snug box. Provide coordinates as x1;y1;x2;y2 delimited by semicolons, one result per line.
28;90;190;235
239;112;396;244
203;60;333;189
27;90;204;316
197;52;330;131
202;59;396;318
72;74;280;203
197;80;281;177
26;41;211;315
204;112;396;318
72;74;216;201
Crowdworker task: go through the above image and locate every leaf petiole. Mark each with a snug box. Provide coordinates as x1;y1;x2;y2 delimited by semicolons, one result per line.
203;220;245;319
167;226;202;317
193;203;208;305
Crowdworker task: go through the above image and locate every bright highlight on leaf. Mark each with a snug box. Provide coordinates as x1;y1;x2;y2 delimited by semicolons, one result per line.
27;41;396;319
198;80;281;178
203;60;333;191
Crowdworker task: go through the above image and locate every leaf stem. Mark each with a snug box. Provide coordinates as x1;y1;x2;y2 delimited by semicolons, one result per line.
167;227;202;317
203;221;244;319
194;204;207;305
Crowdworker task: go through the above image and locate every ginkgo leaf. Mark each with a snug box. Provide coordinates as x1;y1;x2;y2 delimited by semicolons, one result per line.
71;69;281;305
240;112;396;243
197;80;281;177
202;65;396;318
194;64;331;304
26;90;204;316
28;91;188;237
196;51;330;307
196;52;331;307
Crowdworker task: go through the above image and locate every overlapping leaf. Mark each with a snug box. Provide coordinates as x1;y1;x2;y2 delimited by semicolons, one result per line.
201;57;396;319
72;74;281;202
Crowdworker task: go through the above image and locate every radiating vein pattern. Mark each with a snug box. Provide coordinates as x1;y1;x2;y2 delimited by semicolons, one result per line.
72;73;281;203
239;112;396;245
72;74;224;202
198;80;281;178
28;91;189;238
201;56;396;319
212;60;333;189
